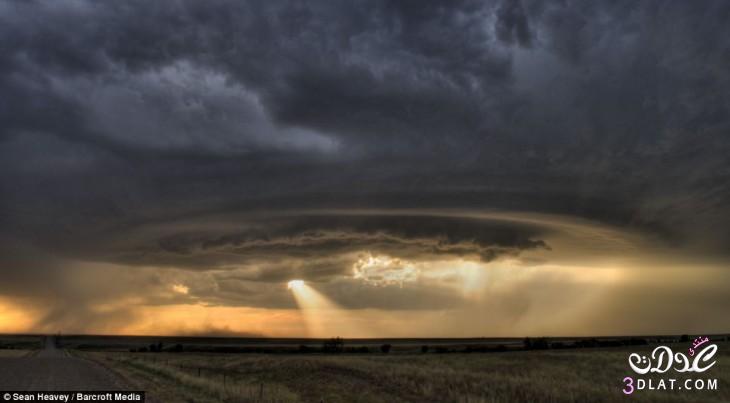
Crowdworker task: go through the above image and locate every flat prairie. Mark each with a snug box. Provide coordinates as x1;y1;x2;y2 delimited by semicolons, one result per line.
73;340;729;403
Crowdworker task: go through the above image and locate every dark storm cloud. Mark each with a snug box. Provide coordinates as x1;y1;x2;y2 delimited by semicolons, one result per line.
0;235;189;332
8;211;549;276
0;0;513;155
153;214;548;263
495;0;532;47
1;0;730;330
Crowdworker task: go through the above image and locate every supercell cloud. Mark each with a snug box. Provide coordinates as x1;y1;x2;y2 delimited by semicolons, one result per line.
0;0;729;336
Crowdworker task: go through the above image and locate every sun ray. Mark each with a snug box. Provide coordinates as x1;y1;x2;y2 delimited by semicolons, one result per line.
286;280;371;338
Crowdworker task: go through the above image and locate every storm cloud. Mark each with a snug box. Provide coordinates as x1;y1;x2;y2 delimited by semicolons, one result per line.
1;0;729;335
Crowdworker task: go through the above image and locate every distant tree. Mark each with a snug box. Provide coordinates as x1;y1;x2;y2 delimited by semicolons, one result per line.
139;346;148;353
322;337;344;353
157;341;163;352
421;345;429;353
532;338;550;350
380;344;392;354
523;337;549;350
172;344;184;353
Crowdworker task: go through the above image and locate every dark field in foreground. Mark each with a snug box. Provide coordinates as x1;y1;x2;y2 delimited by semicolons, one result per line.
2;335;728;402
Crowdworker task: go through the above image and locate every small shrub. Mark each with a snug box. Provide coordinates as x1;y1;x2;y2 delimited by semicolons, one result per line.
532;338;550;350
147;341;164;353
421;345;429;353
524;337;549;350
322;337;344;353
380;344;392;354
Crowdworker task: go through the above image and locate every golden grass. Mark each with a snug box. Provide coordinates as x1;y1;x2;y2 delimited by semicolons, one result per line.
81;342;730;403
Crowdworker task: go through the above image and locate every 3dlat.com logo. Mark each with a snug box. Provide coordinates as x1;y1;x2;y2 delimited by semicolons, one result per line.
622;336;719;395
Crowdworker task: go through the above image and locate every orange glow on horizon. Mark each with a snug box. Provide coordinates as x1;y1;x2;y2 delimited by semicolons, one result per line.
0;298;37;334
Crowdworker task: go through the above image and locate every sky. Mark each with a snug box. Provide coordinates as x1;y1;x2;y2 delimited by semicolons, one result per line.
1;0;729;337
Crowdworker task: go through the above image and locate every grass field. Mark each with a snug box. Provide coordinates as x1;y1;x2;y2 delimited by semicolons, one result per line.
0;334;42;350
0;349;30;357
0;334;37;357
76;341;730;403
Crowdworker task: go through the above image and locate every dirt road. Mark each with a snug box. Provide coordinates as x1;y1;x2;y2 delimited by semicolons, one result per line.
0;336;128;390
